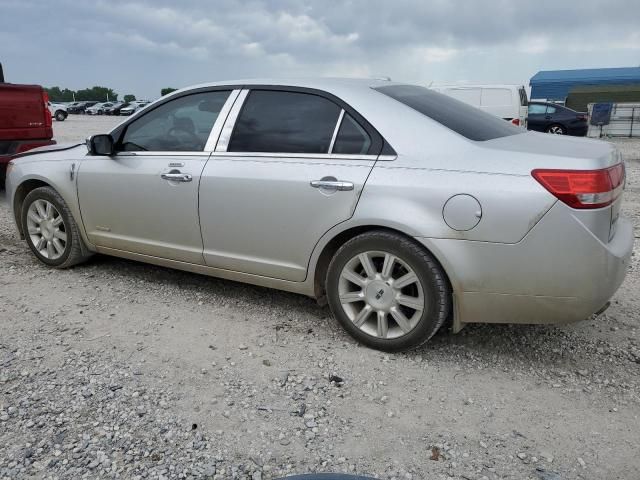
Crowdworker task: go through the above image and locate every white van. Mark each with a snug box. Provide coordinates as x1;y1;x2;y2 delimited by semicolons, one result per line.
430;84;529;127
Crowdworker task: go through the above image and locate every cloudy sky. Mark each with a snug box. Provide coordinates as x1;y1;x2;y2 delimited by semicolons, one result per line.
2;0;639;99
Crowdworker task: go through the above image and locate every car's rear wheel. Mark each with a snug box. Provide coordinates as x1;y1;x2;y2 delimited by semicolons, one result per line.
546;124;566;135
55;110;66;121
326;231;450;351
21;187;90;268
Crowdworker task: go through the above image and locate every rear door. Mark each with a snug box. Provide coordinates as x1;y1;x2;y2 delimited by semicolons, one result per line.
199;88;380;281
518;86;529;126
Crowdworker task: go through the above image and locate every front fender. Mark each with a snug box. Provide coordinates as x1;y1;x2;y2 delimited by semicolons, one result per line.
7;159;95;252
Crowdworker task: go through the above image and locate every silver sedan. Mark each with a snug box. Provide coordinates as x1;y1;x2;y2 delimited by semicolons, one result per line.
5;78;634;351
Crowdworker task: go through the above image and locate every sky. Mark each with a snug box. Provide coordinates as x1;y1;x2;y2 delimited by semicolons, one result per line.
1;0;639;100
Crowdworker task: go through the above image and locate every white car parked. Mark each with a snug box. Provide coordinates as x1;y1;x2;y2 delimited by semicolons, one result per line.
430;84;528;127
86;102;114;115
119;101;150;116
47;102;68;121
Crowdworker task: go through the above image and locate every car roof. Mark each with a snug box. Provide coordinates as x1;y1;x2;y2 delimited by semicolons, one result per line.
170;77;396;96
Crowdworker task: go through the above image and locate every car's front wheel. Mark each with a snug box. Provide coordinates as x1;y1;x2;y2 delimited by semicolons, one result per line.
326;231;450;351
54;110;67;121
21;187;90;268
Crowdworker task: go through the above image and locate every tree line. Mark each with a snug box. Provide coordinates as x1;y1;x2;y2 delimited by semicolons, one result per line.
46;86;180;102
45;86;121;102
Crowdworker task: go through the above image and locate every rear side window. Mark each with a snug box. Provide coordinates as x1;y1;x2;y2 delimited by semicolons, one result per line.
229;90;341;154
375;84;521;141
332;113;371;154
546;105;557;114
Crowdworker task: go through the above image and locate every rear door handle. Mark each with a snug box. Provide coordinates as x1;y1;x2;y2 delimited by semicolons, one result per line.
161;172;193;182
310;180;354;191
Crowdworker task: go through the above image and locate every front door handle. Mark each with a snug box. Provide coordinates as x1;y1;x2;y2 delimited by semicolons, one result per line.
161;172;193;182
310;180;354;191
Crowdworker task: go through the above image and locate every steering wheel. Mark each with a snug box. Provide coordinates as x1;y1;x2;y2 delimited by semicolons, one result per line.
167;127;201;148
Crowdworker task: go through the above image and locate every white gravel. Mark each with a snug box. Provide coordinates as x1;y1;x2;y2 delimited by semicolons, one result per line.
0;117;639;479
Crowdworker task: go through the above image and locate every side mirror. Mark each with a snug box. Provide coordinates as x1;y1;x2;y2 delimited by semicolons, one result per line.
87;134;114;156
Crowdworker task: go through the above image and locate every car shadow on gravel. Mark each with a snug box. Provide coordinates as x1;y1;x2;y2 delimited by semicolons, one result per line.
83;254;601;369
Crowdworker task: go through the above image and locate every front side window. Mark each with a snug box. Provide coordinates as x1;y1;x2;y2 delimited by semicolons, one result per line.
228;90;341;154
120;91;231;152
333;113;371;154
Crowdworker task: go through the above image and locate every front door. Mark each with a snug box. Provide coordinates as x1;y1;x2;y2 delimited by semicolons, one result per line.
77;90;233;264
199;89;379;281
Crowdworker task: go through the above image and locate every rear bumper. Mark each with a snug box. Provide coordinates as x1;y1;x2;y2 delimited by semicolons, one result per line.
568;124;588;137
419;202;634;327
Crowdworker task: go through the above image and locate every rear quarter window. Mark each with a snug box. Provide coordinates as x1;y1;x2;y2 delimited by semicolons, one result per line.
375;84;521;141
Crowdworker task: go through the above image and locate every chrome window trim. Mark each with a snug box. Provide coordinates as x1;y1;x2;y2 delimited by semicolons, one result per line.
210;151;378;161
215;89;249;152
114;151;211;157
328;109;345;154
212;88;396;161
204;89;241;152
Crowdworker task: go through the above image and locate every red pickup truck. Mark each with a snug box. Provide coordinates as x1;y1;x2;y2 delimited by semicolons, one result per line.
0;63;55;184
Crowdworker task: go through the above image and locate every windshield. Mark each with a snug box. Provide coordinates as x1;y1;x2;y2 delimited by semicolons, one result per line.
375;84;522;141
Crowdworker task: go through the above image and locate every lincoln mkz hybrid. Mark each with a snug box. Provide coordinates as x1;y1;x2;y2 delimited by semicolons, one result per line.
6;78;633;351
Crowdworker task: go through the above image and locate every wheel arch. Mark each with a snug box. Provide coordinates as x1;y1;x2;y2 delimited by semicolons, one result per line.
311;224;455;304
12;178;51;238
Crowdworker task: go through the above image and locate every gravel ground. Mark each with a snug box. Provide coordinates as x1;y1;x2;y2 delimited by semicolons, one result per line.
1;117;639;480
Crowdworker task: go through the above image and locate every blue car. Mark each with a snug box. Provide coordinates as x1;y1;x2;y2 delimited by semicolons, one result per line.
527;101;588;136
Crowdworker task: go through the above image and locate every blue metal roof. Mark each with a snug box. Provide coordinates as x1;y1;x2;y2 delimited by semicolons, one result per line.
530;67;640;100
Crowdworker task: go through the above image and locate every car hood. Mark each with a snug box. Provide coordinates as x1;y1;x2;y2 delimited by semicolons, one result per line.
11;143;86;164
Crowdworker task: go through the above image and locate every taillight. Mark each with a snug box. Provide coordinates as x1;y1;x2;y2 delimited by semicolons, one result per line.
532;164;625;209
42;90;52;129
511;118;520;126
576;114;588;121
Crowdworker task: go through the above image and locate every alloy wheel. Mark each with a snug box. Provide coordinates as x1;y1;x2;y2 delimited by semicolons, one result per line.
548;125;564;134
26;199;67;260
338;251;425;339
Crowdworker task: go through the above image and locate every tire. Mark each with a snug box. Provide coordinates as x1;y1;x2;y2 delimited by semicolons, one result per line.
55;110;67;121
21;186;91;268
545;124;566;135
326;230;451;352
